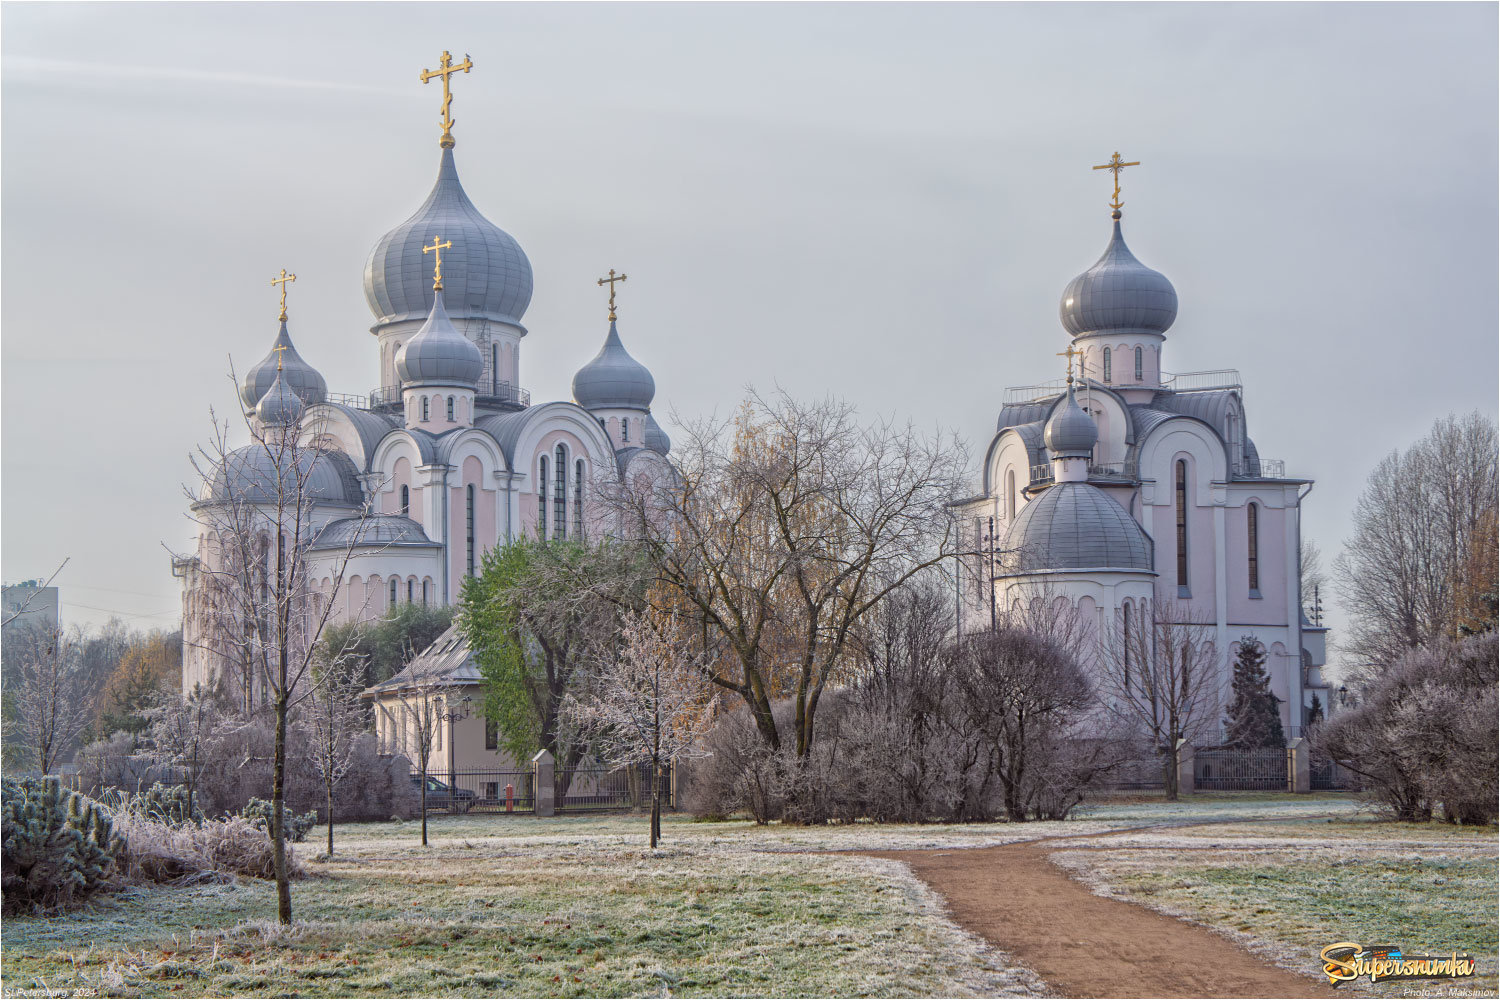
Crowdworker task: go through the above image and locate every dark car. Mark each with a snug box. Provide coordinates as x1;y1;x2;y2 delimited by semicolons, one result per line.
412;774;476;813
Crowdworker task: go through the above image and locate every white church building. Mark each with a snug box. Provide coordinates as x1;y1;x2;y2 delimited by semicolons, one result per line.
952;164;1331;737
176;60;672;696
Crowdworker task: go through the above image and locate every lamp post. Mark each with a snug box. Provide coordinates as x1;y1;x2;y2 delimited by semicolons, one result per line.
439;694;472;798
1337;684;1349;709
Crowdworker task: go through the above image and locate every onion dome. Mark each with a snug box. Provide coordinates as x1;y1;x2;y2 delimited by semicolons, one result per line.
1059;220;1177;338
1004;482;1153;573
364;148;533;329
239;322;327;410
1043;383;1098;458
206;447;363;507
644;412;671;456
572;321;656;411
255;368;304;427
395;288;484;387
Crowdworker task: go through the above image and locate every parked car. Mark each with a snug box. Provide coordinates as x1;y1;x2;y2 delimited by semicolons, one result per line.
411;774;476;814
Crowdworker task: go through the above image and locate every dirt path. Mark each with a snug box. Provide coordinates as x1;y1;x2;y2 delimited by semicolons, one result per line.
866;838;1339;999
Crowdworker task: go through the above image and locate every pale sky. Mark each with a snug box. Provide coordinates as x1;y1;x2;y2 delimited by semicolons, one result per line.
3;2;1496;670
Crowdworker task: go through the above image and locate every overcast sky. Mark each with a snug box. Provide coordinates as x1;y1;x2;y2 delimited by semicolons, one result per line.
2;2;1495;670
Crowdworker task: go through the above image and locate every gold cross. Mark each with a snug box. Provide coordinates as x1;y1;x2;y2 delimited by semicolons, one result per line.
420;50;473;149
270;268;296;322
423;236;453;291
1092;151;1140;213
271;343;289;372
597;268;628;320
1057;345;1081;383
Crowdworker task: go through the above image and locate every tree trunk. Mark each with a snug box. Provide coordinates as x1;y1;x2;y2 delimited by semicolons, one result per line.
273;690;292;925
420;764;429;847
326;781;335;856
650;763;662;848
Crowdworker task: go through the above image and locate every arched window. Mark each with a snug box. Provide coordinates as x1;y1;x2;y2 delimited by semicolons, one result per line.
1247;502;1260;593
537;456;548;539
1122;601;1133;690
1175;460;1190;593
491;344;499;390
622;418;630;443
400;485;410;515
389;578;398;608
1102;347;1112;383
1005;469;1016;520
446;396;455;421
421;579;429;605
421;396;430;422
1134;345;1144;381
407;579;415;603
573;458;585;540
466;485;476;576
554;445;568;541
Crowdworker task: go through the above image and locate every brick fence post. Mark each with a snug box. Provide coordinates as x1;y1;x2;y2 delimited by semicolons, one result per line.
532;748;555;817
1175;739;1195;794
1286;738;1311;793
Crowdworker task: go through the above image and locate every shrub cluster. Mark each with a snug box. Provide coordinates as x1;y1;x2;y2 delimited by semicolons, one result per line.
2;777;122;915
239;798;317;843
1317;633;1498;824
110;811;298;885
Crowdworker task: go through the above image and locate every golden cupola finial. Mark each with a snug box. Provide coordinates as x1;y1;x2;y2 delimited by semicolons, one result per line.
1092;151;1139;219
420;50;473;149
597;268;628;321
423;235;452;291
270;268;297;323
1056;344;1081;385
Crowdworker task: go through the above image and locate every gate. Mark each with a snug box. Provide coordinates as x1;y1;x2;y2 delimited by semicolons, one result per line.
443;770;536;813
1194;747;1292;791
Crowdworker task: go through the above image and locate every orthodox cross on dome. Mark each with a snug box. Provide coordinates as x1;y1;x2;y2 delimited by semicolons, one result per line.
423;236;453;291
270;268;296;322
271;343;288;372
1092;151;1139;217
420;50;473;149
597;268;628;321
1057;345;1081;384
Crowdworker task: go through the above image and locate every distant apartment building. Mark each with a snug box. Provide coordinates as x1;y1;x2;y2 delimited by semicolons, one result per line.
2;581;60;637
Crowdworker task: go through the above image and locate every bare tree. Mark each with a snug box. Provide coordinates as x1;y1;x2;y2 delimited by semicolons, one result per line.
182;369;374;923
1334;412;1498;670
388;654;449;847
11;624;91;774
1098;599;1222;799
307;652;366;855
607;390;966;761
145;686;217;819
566;608;718;847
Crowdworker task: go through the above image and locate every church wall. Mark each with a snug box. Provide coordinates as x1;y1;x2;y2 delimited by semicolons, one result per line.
1223;493;1291;626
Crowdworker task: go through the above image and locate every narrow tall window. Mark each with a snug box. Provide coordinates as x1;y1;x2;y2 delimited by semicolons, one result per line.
1005;470;1016;519
484;718;498;750
1103;347;1112;382
491;344;499;391
421;397;430;421
422;579;429;605
622;418;629;443
537;456;548;538
466;485;476;575
407;579;414;603
1122;601;1133;690
573;459;585;540
389;578;397;608
554;445;568;540
1247;502;1260;593
1135;345;1144;381
446;396;455;421
1175;460;1189;591
400;485;410;515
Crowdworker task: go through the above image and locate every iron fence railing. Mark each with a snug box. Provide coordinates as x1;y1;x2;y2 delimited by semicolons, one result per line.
1194;747;1292;791
326;381;531;413
555;764;673;812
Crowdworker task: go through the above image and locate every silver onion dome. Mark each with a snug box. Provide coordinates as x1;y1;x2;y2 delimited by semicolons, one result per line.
395;289;484;387
1004;481;1153;573
239;321;327;411
1043;383;1098;458
1059;220;1178;338
644;412;671;455
206;447;363;507
572;321;656;411
255;368;305;427
364;148;533;330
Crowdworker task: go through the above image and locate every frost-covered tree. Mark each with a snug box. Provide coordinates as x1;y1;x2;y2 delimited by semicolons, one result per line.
1222;637;1285;749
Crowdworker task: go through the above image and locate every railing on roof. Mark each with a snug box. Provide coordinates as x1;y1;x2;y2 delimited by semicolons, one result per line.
327;380;530;413
1029;460;1139;487
1235;457;1286;479
1002;369;1242;407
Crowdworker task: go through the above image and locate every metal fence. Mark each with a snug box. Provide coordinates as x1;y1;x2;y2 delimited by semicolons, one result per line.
1194;747;1292;791
1310;753;1356;791
434;764;673;815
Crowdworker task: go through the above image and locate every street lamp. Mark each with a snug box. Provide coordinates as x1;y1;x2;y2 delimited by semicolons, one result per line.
439;694;472;800
1337;684;1348;708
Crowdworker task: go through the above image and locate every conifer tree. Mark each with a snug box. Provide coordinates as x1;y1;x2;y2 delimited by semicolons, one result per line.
1223;637;1285;748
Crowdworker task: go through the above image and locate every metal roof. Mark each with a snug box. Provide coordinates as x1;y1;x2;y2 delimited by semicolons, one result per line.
1003;481;1153;574
362;624;480;697
394;291;484;387
206;446;363;507
572;321;656;411
239;320;327;411
308;514;439;551
1059;219;1178;338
